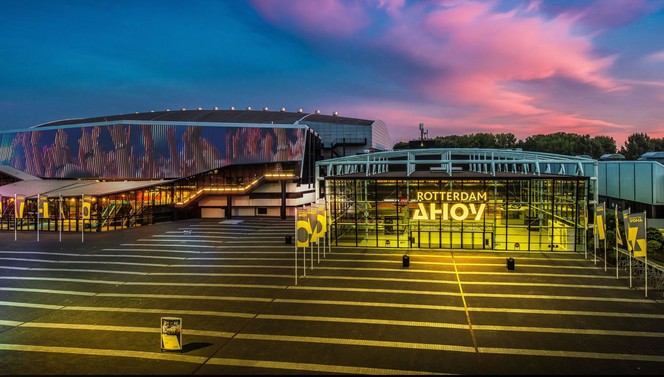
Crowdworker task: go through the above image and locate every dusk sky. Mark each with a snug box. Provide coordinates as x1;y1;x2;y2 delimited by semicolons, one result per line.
2;0;664;148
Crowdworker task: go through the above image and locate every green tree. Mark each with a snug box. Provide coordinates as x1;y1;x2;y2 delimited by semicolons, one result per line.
620;133;651;160
493;133;516;149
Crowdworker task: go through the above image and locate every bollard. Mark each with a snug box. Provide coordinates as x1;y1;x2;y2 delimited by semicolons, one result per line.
506;257;515;271
402;254;410;268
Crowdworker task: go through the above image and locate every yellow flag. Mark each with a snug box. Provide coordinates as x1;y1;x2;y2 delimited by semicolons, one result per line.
82;195;92;219
15;195;26;219
627;213;647;257
38;195;49;219
595;203;606;240
296;209;312;247
615;208;623;247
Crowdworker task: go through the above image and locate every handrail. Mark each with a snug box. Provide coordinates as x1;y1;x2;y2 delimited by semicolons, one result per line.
174;171;295;207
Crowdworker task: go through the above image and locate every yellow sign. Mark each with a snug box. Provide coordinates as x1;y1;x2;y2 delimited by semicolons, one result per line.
161;317;182;351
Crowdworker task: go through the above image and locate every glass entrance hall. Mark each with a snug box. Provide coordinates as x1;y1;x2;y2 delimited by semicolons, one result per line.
318;149;596;252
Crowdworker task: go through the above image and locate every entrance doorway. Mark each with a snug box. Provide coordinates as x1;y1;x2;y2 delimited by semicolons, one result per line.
409;231;493;250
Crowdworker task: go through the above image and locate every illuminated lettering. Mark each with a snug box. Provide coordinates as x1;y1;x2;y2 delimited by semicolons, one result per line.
411;202;486;221
411;191;488;221
414;191;487;202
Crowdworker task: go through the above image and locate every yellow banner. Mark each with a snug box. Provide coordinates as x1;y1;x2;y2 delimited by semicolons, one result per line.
622;210;631;251
317;205;327;237
38;195;49;219
627;213;647;258
82;195;92;219
15;195;26;219
296;209;312;247
308;206;320;243
595;203;606;240
615;208;623;247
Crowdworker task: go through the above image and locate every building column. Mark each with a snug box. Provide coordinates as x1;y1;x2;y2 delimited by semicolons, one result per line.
281;181;287;219
226;195;232;219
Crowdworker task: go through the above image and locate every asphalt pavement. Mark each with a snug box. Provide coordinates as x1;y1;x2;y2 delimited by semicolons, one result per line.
1;218;663;375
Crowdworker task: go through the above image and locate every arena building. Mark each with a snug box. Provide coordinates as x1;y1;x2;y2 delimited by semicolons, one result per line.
316;149;598;252
0;108;389;232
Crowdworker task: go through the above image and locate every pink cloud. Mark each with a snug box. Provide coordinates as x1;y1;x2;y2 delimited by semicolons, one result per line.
250;0;663;147
250;0;370;37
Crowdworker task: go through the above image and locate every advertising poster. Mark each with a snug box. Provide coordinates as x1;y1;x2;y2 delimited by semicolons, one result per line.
160;317;182;352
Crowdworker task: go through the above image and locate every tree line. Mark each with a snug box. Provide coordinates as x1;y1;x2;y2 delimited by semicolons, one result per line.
393;132;664;160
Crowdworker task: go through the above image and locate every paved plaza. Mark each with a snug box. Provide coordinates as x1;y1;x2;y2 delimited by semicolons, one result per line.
1;218;663;375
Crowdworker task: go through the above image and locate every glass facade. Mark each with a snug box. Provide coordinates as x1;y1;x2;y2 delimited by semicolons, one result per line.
326;177;587;251
319;148;595;252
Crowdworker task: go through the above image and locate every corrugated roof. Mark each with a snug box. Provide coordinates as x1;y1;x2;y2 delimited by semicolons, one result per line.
35;109;374;128
0;179;173;198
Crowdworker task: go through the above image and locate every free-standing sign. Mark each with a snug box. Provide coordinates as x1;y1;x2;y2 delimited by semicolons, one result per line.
161;317;182;352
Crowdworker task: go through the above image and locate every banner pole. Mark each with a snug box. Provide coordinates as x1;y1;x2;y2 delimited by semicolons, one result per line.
593;202;597;265
294;208;298;286
14;194;17;242
615;207;618;279
629;249;632;288
37;194;40;242
644;212;648;298
604;234;607;271
303;243;306;277
81;194;84;243
59;193;62;242
303;209;306;277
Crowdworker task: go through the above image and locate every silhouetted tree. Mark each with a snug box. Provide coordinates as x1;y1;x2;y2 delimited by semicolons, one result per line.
620;133;652;160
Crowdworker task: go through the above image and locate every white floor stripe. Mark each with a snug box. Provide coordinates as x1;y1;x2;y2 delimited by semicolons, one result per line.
117;245;211;249
137;239;226;244
274;299;664;319
97;292;272;302
205;357;440;375
478;346;664;362
1;276;125;285
0;344;208;363
0;287;96;296
152;235;236;239
28;268;147;275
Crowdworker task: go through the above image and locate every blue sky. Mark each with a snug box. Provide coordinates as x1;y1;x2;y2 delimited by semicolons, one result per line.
2;0;664;147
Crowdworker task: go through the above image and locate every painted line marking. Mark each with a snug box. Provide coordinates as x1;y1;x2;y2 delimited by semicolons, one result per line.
451;251;478;353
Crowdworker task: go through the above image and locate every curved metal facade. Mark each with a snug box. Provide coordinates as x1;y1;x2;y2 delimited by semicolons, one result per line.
0;122;307;179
